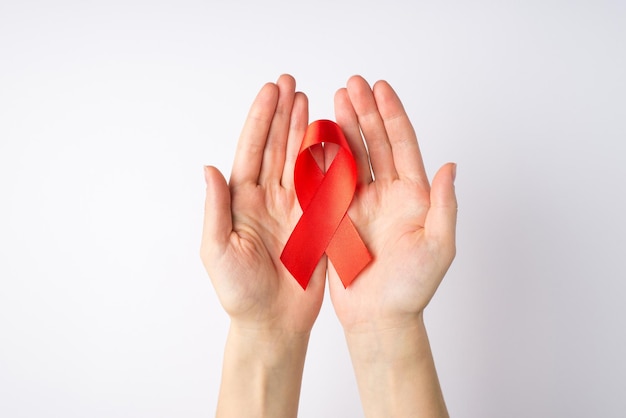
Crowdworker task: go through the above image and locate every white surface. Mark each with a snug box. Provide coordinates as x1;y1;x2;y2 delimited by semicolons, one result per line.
1;1;625;417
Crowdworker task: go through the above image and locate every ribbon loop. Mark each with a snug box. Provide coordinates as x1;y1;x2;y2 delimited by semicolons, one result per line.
281;120;372;289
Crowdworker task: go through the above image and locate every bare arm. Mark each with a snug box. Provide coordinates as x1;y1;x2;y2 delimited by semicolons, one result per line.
201;75;325;418
330;76;457;417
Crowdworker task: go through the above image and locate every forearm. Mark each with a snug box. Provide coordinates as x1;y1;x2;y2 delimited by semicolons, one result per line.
345;313;448;418
216;323;310;418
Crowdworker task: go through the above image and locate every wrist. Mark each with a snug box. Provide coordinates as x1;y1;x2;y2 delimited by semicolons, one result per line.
343;314;449;417
227;321;311;366
344;313;428;364
216;323;310;418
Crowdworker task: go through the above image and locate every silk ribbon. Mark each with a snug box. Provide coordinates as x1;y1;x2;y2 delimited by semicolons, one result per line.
281;120;371;289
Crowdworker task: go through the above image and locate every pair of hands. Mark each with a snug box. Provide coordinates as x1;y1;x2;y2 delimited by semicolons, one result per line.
201;74;457;337
201;74;456;417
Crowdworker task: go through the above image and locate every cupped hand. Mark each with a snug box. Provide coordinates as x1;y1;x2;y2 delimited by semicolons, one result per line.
200;75;325;334
329;76;457;332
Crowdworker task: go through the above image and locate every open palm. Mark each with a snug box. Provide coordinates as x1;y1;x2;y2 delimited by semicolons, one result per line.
200;75;325;334
328;76;458;332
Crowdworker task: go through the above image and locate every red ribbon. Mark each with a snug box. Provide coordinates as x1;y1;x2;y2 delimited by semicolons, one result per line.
281;120;372;289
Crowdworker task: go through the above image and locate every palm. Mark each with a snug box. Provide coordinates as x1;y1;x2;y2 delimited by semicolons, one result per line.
201;76;325;333
217;184;324;331
328;77;457;332
330;180;446;329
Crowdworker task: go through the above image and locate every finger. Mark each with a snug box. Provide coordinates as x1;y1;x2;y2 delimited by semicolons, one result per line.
282;91;309;189
373;80;429;189
201;166;233;259
230;82;279;187
424;163;457;262
259;74;296;184
346;75;398;182
334;87;372;186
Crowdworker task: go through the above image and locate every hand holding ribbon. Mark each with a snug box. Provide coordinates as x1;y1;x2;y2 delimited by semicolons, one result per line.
200;75;325;334
200;74;456;418
328;75;458;333
200;74;328;417
324;75;457;418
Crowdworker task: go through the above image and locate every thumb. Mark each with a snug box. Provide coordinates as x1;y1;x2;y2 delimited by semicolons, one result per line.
201;166;232;258
424;163;458;259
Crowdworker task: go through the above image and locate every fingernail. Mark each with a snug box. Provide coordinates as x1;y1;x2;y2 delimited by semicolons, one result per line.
451;163;457;183
203;166;211;186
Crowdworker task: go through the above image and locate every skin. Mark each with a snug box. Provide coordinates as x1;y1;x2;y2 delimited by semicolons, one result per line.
329;76;457;417
200;74;457;418
201;75;325;417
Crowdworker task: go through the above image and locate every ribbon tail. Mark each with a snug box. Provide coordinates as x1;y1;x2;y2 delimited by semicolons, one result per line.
280;221;326;290
326;216;372;288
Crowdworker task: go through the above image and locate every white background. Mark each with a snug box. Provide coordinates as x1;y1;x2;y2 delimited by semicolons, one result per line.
1;0;625;417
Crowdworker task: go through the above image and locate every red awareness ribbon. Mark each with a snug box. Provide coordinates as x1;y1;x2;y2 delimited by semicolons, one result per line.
281;120;372;289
